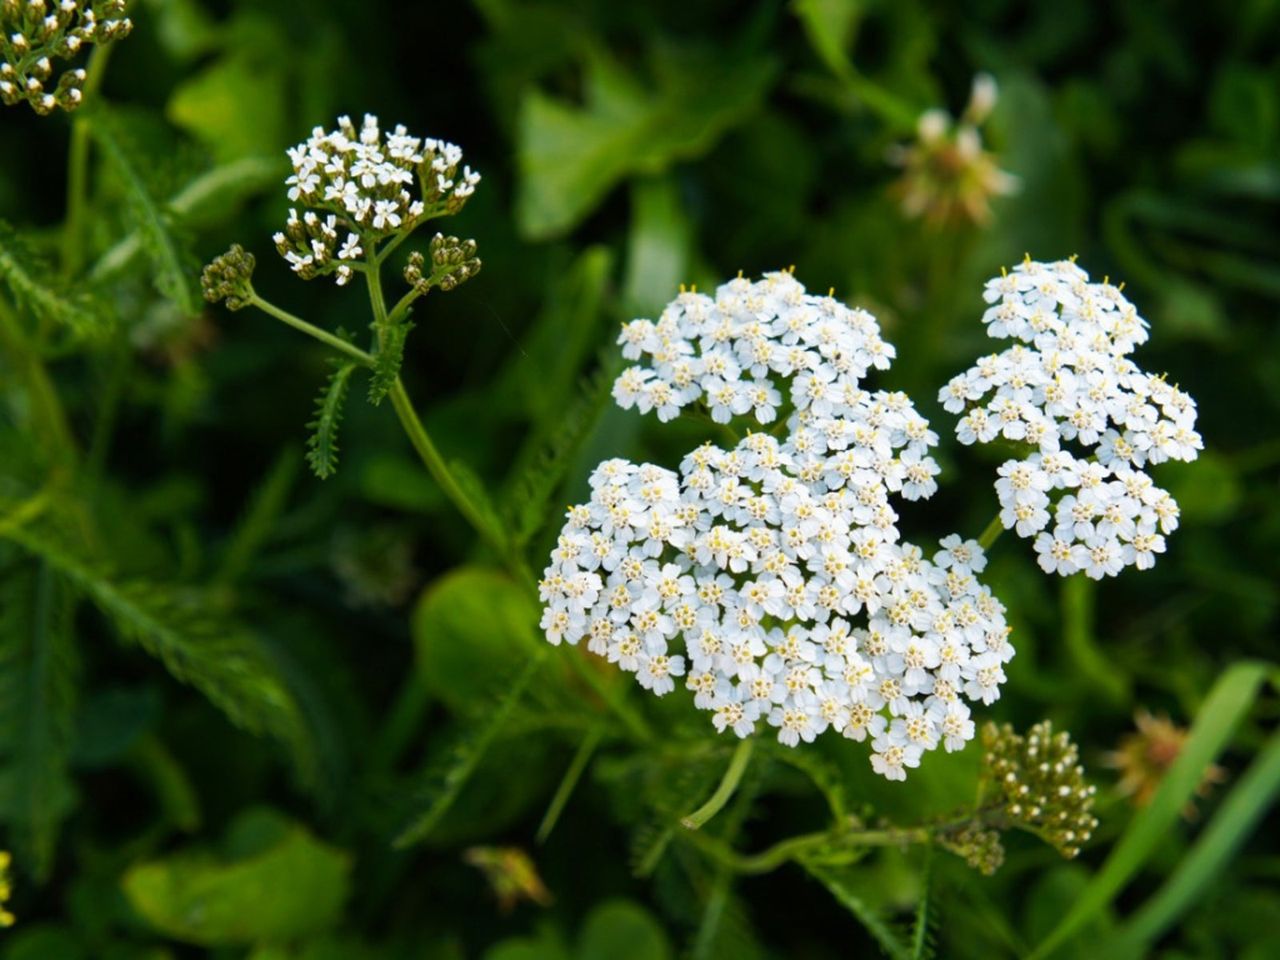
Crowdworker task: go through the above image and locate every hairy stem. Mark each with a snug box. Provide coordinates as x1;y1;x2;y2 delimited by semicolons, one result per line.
682;738;756;830
248;293;374;366
688;822;931;875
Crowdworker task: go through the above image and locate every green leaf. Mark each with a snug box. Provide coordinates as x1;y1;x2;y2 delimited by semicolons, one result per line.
0;563;78;881
214;448;300;587
412;567;541;710
793;0;861;79
801;861;910;960
622;176;693;316
393;649;545;849
0;220;109;338
122;808;350;946
167;55;287;163
515;47;777;239
367;322;413;406
1112;726;1280;953
2;523;316;784
578;900;672;960
306;363;357;480
89;107;202;316
1028;660;1272;959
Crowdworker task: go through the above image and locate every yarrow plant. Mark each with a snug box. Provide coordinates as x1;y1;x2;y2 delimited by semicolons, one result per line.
941;257;1201;578
0;0;131;114
540;271;1014;779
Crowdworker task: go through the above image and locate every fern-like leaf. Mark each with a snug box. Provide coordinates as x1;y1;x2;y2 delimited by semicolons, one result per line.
89;107;201;315
802;860;911;960
393;650;544;849
0;220;109;338
1;523;317;784
306;362;357;480
504;355;615;548
367;321;413;406
0;562;78;882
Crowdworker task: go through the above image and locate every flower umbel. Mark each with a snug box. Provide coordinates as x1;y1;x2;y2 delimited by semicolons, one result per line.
0;0;132;114
942;257;1201;578
273;114;480;287
540;272;1015;779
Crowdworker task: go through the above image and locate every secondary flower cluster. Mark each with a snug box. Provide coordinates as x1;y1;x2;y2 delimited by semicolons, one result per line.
541;272;1014;779
941;258;1201;578
0;0;131;114
274;114;480;286
981;720;1098;859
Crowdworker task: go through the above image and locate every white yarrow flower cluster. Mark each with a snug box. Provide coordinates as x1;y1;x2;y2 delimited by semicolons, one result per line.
941;258;1201;578
273;114;480;286
541;272;1014;779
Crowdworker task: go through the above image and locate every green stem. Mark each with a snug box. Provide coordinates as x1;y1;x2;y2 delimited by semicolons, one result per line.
977;512;1005;551
682;738;756;830
1062;574;1127;705
689;823;930;875
249;293;374;367
386;286;423;327
536;727;603;843
62;44;113;279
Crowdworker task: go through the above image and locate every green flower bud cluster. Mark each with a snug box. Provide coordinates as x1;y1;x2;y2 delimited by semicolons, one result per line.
939;824;1005;876
0;0;131;114
981;720;1098;859
201;244;257;312
404;234;481;295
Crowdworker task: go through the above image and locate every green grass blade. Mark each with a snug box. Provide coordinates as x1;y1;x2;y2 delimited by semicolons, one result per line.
1028;660;1271;959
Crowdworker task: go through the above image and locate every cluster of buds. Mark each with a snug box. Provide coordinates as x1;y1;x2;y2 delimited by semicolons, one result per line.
981;720;1098;859
200;244;257;311
888;74;1018;228
938;824;1005;876
0;0;131;114
275;114;480;285
404;233;481;295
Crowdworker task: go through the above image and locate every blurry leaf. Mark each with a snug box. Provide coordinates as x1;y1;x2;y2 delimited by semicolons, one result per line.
2;522;317;785
793;0;861;79
412;566;540;710
122;809;350;946
394;649;546;849
0;564;78;881
578;900;672;960
1028;660;1271;958
0;926;86;960
215;448;300;587
72;686;160;767
516;46;778;239
1022;865;1113;957
89;107;201;316
357;454;442;513
306;362;357;481
623;177;693;315
1158;451;1241;524
143;0;221;62
1112;727;1280;954
167;55;287;162
0;220;109;338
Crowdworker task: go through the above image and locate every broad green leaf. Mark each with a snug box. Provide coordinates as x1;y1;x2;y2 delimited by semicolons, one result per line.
793;0;862;79
0;926;86;960
516;47;777;239
122;809;350;946
578;900;672;960
1028;660;1271;958
167;56;287;162
412;567;541;710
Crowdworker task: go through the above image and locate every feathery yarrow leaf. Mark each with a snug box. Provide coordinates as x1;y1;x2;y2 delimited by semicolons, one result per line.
0;219;108;336
306;362;357;480
367;321;413;406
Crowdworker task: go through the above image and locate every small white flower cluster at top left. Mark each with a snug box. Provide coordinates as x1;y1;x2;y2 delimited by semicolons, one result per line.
273;114;480;286
540;272;1014;780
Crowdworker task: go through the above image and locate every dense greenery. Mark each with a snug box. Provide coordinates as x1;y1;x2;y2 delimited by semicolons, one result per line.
1;0;1278;957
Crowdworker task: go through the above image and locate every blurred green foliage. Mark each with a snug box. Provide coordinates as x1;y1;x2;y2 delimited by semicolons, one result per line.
0;0;1278;957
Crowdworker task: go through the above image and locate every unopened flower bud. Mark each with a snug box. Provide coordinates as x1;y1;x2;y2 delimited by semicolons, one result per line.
201;244;257;311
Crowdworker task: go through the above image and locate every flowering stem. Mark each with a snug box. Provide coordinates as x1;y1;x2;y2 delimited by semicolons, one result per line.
977;513;1005;550
248;294;374;367
688;821;930;875
682;738;756;830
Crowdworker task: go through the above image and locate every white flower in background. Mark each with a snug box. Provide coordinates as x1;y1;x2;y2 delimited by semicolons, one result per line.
541;271;1014;779
273;114;480;284
941;257;1201;578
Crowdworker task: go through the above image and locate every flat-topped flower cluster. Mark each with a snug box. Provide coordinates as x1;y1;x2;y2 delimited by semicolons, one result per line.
0;0;131;114
274;114;480;286
941;258;1201;578
541;272;1013;779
